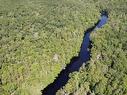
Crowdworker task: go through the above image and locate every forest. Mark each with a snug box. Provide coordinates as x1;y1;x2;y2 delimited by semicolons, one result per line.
0;0;127;95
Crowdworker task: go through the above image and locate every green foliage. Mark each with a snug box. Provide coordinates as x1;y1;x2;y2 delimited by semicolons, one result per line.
0;0;127;95
0;0;97;94
57;0;127;95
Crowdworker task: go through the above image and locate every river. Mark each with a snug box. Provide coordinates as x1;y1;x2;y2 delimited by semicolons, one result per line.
42;10;108;95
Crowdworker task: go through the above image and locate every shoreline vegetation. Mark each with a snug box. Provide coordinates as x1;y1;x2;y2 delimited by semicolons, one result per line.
1;0;127;95
42;11;108;95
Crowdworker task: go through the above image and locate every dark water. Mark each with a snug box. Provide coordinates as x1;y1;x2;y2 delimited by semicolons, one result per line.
42;11;108;95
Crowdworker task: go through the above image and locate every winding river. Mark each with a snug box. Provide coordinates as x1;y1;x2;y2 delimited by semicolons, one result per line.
42;10;108;95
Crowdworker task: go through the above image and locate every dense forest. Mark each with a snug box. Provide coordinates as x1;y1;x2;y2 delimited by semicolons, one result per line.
0;0;127;95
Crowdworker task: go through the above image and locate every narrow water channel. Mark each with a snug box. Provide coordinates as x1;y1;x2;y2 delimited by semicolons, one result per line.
42;10;108;95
